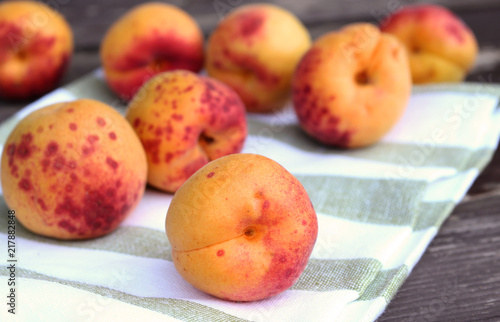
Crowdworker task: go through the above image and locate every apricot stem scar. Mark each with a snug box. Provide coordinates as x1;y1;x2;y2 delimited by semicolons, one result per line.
199;132;215;144
244;228;255;237
355;70;370;85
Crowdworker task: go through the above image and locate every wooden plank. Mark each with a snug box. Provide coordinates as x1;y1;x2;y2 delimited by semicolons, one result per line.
467;145;500;196
379;194;500;321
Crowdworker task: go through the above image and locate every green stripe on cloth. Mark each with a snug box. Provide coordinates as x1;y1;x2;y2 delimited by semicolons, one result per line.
293;258;381;293
248;119;491;171
0;266;248;322
334;144;472;171
296;175;428;226
463;148;495;171
357;265;409;302
412;82;500;97
414;201;456;231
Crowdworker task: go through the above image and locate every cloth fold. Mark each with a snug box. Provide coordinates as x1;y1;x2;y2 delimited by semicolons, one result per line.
1;69;499;321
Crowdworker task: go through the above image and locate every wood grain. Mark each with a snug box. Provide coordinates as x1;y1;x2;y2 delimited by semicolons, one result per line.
380;194;500;321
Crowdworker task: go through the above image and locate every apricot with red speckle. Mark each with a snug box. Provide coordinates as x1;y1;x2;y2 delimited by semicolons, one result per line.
206;4;311;113
380;4;478;84
292;23;411;148
0;1;73;100
166;153;318;301
0;99;147;240
100;2;204;100
126;70;247;193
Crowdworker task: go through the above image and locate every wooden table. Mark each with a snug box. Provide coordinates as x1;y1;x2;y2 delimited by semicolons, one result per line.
1;1;499;321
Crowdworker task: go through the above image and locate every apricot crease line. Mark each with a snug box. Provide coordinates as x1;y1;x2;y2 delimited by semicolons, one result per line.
172;233;246;253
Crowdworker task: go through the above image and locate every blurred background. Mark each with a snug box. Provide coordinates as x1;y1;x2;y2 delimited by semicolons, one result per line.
1;0;500;110
58;0;500;80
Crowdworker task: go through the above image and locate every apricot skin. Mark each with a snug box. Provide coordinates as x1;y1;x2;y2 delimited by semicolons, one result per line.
206;4;311;113
166;153;318;302
380;4;478;84
126;70;247;193
292;23;411;148
1;99;147;240
0;1;73;100
100;2;204;100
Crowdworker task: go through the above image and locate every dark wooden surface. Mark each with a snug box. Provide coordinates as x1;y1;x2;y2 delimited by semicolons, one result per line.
1;1;500;321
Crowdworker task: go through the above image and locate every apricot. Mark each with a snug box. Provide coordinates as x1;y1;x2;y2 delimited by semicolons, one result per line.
100;2;204;100
380;4;478;84
206;4;311;113
292;23;411;148
126;70;247;193
0;99;147;239
0;0;73;100
166;153;318;302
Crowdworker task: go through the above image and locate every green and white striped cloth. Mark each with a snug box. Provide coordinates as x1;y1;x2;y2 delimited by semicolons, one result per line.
1;69;500;321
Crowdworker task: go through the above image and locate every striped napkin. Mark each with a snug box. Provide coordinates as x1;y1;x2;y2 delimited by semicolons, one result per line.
1;69;500;322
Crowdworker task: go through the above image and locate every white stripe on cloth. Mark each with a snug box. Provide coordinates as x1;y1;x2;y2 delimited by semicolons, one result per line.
422;169;479;203
0;278;181;322
381;92;499;149
121;189;173;231
337;297;388;322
